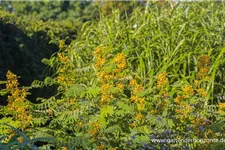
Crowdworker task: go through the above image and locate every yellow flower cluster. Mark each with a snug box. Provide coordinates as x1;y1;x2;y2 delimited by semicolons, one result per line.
6;71;19;90
194;80;199;87
113;53;127;71
197;68;210;79
156;72;170;110
56;51;75;86
129;79;145;110
95;57;106;68
6;71;32;129
135;113;144;120
150;109;158;114
116;83;125;91
130;79;137;86
197;55;210;80
97;144;105;150
174;95;187;104
57;52;70;63
109;148;117;150
94;46;127;105
61;147;68;150
94;45;105;56
192;55;211;98
69;98;77;104
183;85;194;96
57;75;73;86
101;83;111;91
175;104;192;122
196;88;207;97
94;46;106;69
218;103;225;114
89;122;101;140
94;46;113;105
17;137;23;143
77;121;83;127
59;40;65;49
129;122;136;128
197;55;210;68
97;72;113;83
157;72;169;89
99;83;114;105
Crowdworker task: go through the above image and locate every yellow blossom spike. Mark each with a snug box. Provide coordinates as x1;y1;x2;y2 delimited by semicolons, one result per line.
113;53;127;69
129;79;137;86
59;40;65;49
157;72;168;89
183;85;194;95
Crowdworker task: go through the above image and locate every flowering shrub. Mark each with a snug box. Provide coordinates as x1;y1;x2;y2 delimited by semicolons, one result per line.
1;1;225;150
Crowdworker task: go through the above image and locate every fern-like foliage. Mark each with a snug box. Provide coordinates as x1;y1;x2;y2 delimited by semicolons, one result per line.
0;124;55;150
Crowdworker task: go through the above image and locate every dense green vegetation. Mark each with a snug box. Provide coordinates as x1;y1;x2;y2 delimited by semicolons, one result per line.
1;1;225;150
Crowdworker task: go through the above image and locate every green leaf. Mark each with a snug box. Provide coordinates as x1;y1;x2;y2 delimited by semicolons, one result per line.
0;81;7;84
0;89;8;96
167;119;174;128
116;101;133;112
99;105;114;125
0;118;21;134
104;125;122;133
86;86;101;98
65;84;86;97
89;115;99;122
